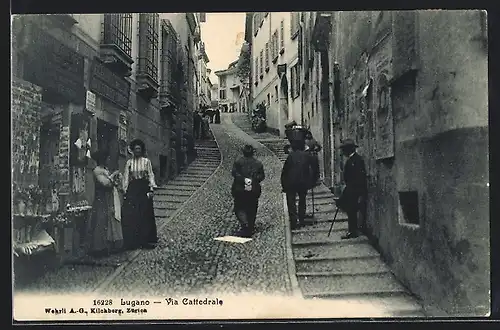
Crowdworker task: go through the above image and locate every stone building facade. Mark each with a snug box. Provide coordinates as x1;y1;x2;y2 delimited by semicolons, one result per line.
11;13;202;206
215;60;242;112
302;10;489;315
246;12;301;136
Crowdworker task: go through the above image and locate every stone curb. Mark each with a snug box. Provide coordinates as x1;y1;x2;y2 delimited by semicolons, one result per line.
92;126;224;293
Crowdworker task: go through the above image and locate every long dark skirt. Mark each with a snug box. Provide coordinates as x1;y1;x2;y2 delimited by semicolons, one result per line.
121;179;158;249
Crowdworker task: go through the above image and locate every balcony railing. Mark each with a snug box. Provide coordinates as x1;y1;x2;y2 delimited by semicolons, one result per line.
137;13;160;100
100;14;134;76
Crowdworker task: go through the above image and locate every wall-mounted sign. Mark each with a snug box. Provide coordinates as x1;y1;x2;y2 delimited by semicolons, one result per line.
85;90;96;113
89;58;131;109
23;27;85;104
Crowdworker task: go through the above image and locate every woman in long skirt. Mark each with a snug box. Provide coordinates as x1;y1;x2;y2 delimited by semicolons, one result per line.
121;139;158;250
86;150;124;257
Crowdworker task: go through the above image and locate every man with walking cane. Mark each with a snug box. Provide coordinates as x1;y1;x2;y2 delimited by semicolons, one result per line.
329;138;367;239
281;139;316;230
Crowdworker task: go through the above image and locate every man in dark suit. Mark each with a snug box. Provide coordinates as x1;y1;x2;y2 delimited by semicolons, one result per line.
231;145;265;238
281;139;316;229
335;139;367;239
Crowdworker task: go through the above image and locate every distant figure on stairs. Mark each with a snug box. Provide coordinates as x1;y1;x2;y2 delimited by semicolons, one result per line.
231;145;265;238
333;138;367;240
304;130;322;218
281;139;316;230
201;115;210;140
194;111;202;139
214;108;221;124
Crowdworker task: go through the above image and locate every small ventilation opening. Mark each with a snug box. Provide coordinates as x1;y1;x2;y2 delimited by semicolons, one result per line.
398;191;420;225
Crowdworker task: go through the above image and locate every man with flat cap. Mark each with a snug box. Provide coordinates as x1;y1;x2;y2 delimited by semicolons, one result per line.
231;144;265;237
334;138;367;239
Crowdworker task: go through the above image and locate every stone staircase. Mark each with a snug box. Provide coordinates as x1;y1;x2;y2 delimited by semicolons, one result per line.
291;185;425;317
153;138;221;223
258;139;288;162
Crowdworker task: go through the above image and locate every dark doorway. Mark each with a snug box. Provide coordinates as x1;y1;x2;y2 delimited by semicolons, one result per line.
96;119;119;171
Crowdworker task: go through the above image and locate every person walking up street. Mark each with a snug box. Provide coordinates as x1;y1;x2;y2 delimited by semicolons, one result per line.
281;139;316;230
231;145;265;238
333;138;367;239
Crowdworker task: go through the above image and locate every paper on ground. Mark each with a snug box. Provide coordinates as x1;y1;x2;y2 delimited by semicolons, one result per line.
214;236;252;244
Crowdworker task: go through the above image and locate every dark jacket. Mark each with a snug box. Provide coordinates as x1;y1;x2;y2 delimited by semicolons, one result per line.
305;138;322;153
338;152;367;211
231;156;265;197
281;150;315;192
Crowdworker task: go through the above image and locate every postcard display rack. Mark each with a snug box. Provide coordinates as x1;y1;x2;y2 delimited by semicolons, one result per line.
13;187;92;283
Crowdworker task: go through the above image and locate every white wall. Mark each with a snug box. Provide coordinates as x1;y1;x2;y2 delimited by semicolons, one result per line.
251;12;300;132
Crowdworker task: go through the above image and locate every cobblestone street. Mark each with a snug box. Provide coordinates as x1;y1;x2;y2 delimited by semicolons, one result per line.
98;113;292;297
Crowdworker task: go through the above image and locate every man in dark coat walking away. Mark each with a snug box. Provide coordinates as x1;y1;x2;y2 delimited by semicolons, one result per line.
334;139;367;239
231;145;265;238
281;139;316;229
214;108;221;124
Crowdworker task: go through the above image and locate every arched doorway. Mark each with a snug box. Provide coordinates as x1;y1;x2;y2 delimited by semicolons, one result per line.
279;74;289;137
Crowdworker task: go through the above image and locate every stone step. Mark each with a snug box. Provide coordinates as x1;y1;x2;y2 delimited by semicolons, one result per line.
153;203;179;211
292;231;368;246
176;174;211;179
173;176;207;182
156;185;197;192
291;221;348;233
154;195;190;203
295;255;389;273
195;157;221;162
293;242;379;260
167;181;203;187
190;161;220;166
306;212;348;222
292;227;355;243
186;164;219;170
305;199;335;207
303;295;424;316
180;172;214;177
298;272;406;298
154;208;176;218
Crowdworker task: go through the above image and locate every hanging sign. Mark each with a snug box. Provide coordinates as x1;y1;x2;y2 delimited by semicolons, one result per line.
85;90;96;114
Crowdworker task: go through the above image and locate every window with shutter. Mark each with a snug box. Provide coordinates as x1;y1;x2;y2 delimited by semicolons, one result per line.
138;13;159;83
102;14;133;57
290;12;300;39
265;42;270;71
272;30;279;62
253;15;258;36
254;58;259;84
259;50;264;77
280;20;285;52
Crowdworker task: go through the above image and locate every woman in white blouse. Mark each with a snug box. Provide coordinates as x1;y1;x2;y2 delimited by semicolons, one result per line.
121;139;158;250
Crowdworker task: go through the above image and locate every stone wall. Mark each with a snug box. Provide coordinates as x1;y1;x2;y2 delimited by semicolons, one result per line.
12;78;43;188
324;10;489;315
